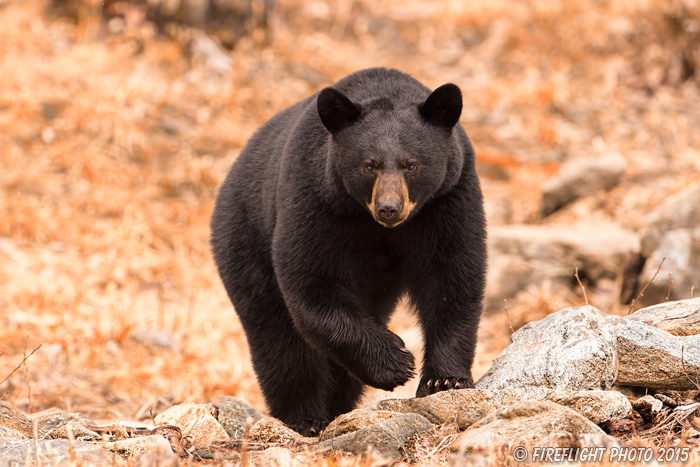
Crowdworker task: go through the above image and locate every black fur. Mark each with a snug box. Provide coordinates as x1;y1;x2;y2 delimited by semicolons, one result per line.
211;68;487;436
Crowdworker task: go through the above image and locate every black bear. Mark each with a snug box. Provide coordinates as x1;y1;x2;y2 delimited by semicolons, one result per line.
211;68;486;436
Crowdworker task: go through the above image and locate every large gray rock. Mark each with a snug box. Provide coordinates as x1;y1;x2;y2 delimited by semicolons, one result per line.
486;225;639;311
616;320;700;389
540;154;627;217
0;440;124;466
318;413;432;461
217;396;265;439
640;181;700;257
449;401;610;453
627;298;700;336
376;388;630;428
477;306;622;390
635;228;700;306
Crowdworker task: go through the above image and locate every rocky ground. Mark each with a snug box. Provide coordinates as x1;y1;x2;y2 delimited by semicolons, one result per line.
2;299;700;465
1;0;700;465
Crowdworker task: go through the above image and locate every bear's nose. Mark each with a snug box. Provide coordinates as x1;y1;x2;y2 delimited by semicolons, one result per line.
377;199;401;222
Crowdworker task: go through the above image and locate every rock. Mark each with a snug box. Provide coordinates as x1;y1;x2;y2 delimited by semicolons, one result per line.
0;426;26;441
0;402;46;438
547;390;632;425
249;418;310;446
635;228;700;306
104;435;174;459
486;225;639;311
216;396;265;439
0;439;124;466
376;388;630;428
31;408;99;439
250;447;295;466
615;320;700;389
640;181;700;257
320;409;399;441
627;298;700;336
477;306;622;390
154;403;229;447
633;395;664;421
318;413;432;461
449;401;607;453
540;154;627;217
133;451;182;467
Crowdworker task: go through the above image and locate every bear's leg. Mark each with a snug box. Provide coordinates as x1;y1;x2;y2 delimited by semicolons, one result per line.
327;364;364;420
234;289;334;436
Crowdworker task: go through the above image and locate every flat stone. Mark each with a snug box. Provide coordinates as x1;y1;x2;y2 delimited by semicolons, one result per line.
320;409;399;441
0;439;124;466
376;388;630;428
477;306;623;390
616;320;700;389
104;435;174;459
154;403;229;447
216;396;265;439
318;413;432;461
449;401;607;453
540;154;627;217
627;298;700;336
486;225;639;312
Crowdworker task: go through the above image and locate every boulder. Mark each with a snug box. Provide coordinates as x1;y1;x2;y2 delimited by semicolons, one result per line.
217;396;265;439
615;320;700;389
635;228;700;306
449;401;609;453
477;306;622;390
376;388;630;427
0;402;46;439
627;298;700;336
640;181;700;257
249;417;311;446
318;413;432;461
486;225;639;312
154;403;229;447
540;154;627;217
250;447;295;467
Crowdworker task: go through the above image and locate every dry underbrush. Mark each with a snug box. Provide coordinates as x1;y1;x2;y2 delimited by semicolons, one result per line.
1;0;700;464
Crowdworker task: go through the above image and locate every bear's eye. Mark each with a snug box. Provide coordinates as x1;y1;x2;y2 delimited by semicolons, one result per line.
405;163;417;173
363;163;376;174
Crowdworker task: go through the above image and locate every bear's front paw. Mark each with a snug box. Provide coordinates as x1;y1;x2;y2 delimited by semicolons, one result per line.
359;335;415;391
415;376;474;397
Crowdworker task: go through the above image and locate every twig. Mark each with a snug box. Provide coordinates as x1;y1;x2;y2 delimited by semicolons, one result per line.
23;337;32;412
504;299;514;335
681;345;700;391
574;268;588;305
0;344;42;386
628;258;666;315
666;272;673;301
692;285;695;299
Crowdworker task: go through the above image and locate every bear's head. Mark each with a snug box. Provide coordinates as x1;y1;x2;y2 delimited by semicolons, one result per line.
317;83;464;228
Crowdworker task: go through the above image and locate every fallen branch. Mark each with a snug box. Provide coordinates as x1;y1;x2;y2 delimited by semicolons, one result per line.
574;267;588;305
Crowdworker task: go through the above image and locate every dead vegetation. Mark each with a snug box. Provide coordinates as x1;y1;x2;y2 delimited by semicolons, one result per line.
1;0;700;464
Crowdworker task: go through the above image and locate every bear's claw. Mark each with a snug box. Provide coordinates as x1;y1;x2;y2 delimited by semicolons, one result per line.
415;376;474;397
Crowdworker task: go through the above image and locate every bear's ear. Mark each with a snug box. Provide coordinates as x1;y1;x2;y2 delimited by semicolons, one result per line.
317;87;362;134
419;83;462;129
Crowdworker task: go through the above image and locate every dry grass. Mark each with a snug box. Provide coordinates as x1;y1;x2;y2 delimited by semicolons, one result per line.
1;0;700;464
